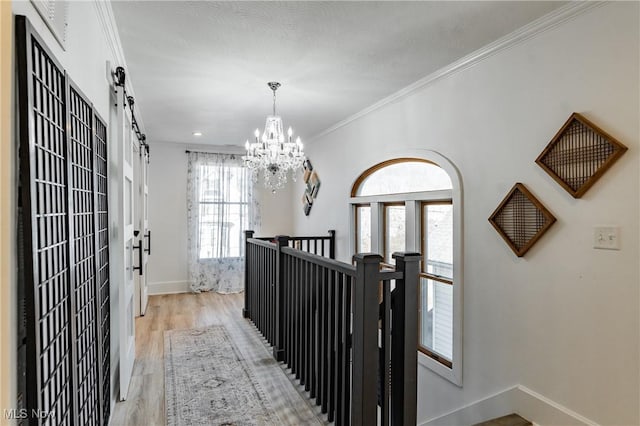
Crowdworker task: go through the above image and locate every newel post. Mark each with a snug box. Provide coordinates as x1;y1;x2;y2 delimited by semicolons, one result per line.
391;252;421;426
242;230;254;318
328;229;336;259
351;253;382;426
273;235;289;361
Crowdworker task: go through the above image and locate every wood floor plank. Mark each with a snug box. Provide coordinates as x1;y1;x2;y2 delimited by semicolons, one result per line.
111;292;325;425
474;413;532;426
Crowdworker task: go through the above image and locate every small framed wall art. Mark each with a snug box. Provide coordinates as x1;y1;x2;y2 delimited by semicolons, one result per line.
301;159;321;216
488;183;556;257
309;171;321;198
536;113;628;198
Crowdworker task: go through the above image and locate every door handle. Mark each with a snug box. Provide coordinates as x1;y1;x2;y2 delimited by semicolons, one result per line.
144;230;151;255
133;239;143;276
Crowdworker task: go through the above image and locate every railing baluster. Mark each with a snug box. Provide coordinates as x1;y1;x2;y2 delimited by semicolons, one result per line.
257;246;261;332
267;248;271;342
297;257;303;379
293;256;299;377
268;248;271;339
288;254;293;366
382;279;391;426
344;275;352;426
301;258;307;386
329;230;336;259
300;256;305;377
258;246;262;331
272;248;276;344
243;231;253;318
268;249;272;344
327;269;336;422
253;244;257;325
320;265;329;412
335;272;345;426
264;248;267;337
272;236;288;359
311;263;319;400
307;259;313;390
253;245;258;325
391;253;421;426
270;248;275;345
352;253;382;426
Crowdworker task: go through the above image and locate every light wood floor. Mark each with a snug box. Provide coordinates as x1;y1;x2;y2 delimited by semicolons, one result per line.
110;292;324;426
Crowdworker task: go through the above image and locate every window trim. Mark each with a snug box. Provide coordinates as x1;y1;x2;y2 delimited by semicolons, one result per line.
349;152;463;386
419;200;454;368
354;203;371;254
382;201;405;264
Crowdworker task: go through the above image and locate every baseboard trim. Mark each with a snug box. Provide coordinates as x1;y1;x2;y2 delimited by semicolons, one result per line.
515;386;599;426
421;386;519;426
421;385;600;426
148;280;190;295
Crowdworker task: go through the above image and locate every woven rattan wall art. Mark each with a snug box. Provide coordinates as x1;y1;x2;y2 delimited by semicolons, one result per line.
302;159;320;216
489;183;557;257
536;113;628;198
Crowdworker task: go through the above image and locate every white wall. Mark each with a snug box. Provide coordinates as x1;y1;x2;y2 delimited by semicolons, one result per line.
147;141;294;294
10;0;140;413
293;3;639;425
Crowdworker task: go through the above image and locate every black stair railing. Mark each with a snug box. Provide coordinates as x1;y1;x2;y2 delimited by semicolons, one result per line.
243;230;420;426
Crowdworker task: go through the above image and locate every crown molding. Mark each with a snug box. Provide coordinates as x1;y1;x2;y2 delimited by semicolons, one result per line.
310;1;605;143
93;0;146;132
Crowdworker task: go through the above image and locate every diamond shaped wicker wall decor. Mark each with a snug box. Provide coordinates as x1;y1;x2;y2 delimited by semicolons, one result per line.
536;113;628;198
489;183;556;257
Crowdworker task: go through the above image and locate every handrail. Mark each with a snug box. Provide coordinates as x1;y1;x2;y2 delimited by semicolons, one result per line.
281;246;356;276
243;230;419;426
377;269;404;281
246;237;277;249
288;235;334;241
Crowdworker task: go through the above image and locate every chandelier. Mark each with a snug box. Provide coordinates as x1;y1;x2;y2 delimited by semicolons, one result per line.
243;82;305;192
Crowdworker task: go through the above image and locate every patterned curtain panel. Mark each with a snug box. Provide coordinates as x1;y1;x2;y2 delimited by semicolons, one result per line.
187;152;260;293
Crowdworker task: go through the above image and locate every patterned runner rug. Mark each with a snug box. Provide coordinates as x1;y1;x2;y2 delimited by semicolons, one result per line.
165;326;283;425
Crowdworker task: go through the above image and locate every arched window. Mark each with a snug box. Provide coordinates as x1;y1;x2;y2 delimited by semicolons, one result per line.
350;155;462;385
352;158;452;197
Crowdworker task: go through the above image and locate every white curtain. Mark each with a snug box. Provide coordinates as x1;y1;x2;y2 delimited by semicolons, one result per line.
187;152;260;293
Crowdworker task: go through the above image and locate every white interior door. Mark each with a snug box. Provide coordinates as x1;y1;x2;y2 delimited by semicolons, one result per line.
117;85;136;401
134;145;149;317
140;150;150;315
133;141;141;318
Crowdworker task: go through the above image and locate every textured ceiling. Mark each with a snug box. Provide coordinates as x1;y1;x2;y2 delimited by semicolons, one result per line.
112;1;566;146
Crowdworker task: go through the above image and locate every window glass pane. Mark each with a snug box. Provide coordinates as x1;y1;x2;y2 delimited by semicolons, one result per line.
197;163;250;260
199;203;247;259
420;277;453;360
357;161;452;196
423;203;453;279
199;165;246;203
384;204;405;264
356;205;371;253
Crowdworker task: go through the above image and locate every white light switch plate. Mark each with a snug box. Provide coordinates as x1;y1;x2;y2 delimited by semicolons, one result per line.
593;226;620;250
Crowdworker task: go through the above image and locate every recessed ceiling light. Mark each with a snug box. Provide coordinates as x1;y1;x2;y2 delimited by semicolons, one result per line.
192;131;203;136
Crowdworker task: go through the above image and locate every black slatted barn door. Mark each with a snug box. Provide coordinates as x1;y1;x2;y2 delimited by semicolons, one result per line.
67;82;100;426
93;113;111;425
16;16;111;426
17;16;74;425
